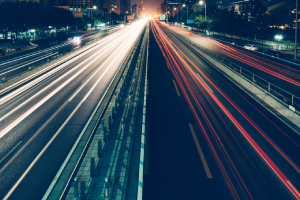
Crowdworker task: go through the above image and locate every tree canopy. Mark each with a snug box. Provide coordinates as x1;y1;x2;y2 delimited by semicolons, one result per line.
0;1;75;34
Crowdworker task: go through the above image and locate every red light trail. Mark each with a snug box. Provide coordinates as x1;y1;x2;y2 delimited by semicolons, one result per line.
151;20;300;200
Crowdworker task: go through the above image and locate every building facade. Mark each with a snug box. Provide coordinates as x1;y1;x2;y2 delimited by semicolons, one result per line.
103;0;130;15
132;3;137;15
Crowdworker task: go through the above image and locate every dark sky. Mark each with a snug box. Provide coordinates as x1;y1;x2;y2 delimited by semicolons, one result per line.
131;0;164;16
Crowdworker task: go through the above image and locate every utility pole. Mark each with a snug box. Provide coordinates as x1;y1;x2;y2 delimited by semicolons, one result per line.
295;0;298;59
178;0;180;24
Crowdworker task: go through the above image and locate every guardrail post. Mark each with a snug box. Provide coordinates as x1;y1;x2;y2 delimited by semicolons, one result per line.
105;178;109;197
90;157;95;177
268;82;270;92
230;62;232;68
252;74;255;82
109;116;112;130
104;127;108;143
98;140;102;157
292;95;294;106
115;94;118;110
112;107;115;119
101;118;104;127
74;177;78;197
240;67;242;74
80;181;86;200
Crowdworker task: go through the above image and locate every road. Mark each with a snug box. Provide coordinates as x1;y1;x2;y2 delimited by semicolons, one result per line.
165;23;300;110
0;26;121;83
145;20;300;200
0;19;147;200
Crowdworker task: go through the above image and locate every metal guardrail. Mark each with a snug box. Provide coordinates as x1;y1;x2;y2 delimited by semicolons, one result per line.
172;30;300;113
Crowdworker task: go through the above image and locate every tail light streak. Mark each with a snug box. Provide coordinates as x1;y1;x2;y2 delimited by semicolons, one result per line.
152;20;300;200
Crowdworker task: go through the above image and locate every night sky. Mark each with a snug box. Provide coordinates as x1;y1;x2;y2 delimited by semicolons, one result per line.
131;0;165;16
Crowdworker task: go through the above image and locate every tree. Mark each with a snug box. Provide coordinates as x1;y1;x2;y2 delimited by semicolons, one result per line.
194;15;212;30
238;0;268;37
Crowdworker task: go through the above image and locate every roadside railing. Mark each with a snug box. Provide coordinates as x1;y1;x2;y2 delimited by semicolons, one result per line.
174;31;300;113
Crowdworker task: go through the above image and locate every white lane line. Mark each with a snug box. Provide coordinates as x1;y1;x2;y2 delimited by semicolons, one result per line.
3;22;146;200
0;53;53;73
0;53;58;76
0;141;22;164
0;29;131;118
0;24;139;139
0;43;70;66
68;28;137;102
0;25;131;105
196;73;213;93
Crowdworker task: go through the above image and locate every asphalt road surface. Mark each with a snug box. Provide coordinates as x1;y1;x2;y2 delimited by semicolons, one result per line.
0;26;121;82
0;19;147;200
165;23;300;109
144;20;300;200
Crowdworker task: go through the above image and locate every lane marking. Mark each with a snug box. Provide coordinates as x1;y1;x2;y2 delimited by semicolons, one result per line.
166;62;170;70
144;121;149;175
196;73;213;93
188;123;213;179
0;53;56;75
173;80;181;96
0;141;22;164
146;80;149;95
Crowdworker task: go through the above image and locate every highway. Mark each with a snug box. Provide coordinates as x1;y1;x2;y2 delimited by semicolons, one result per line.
0;26;121;83
0;19;147;200
148;20;300;199
166;24;300;109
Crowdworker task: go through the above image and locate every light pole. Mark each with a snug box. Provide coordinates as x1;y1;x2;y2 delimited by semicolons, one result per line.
110;6;116;25
183;4;188;24
87;6;97;28
124;11;128;26
199;0;206;21
174;7;178;25
295;0;298;59
167;11;169;22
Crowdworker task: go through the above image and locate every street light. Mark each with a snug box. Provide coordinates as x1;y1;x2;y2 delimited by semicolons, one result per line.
174;7;178;25
87;6;97;27
199;0;206;21
183;4;188;23
295;0;298;59
110;5;117;25
124;11;128;26
275;35;283;42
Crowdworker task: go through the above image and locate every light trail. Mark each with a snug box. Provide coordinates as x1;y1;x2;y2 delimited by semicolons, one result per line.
152;20;300;199
169;25;300;88
0;20;145;139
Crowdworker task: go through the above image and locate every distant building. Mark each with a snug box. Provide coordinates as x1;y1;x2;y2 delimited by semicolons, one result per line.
18;0;39;3
132;3;137;15
56;5;89;17
161;2;166;14
138;4;143;16
103;0;131;15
